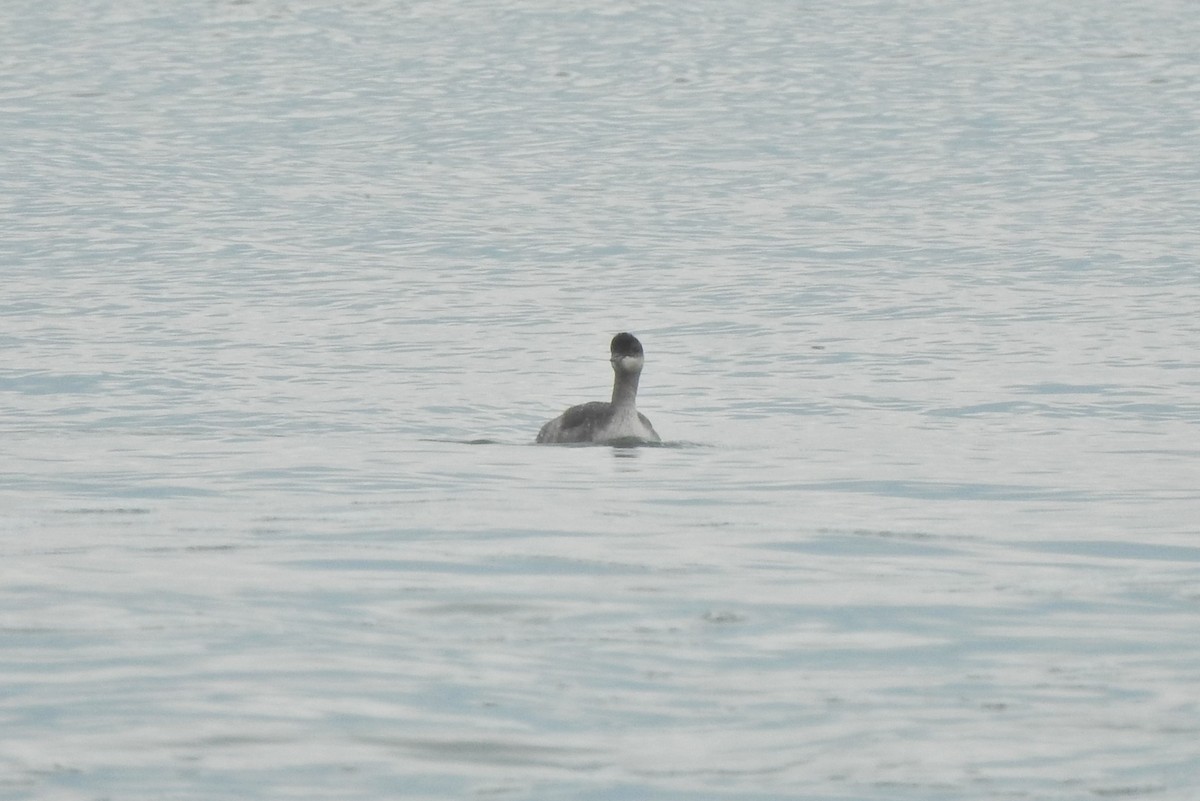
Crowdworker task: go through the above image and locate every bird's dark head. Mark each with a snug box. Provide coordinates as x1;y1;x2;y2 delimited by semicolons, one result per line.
610;332;645;373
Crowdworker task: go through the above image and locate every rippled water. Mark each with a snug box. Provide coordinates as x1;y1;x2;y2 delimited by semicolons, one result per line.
3;1;1199;799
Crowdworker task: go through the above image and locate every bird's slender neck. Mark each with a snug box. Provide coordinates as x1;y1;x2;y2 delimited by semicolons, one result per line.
611;367;641;411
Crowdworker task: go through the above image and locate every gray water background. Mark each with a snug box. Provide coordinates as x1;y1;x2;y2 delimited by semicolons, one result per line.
2;1;1199;799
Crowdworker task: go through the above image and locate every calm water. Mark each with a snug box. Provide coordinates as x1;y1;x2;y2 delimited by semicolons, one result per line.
3;1;1199;799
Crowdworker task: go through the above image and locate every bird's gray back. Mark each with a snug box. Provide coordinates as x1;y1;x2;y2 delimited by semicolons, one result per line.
536;401;613;443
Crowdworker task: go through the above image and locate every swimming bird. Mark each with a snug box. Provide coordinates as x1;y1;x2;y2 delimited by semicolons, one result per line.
536;332;661;445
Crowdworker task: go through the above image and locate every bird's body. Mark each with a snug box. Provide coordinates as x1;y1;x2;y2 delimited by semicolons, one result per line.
536;401;659;444
537;333;661;445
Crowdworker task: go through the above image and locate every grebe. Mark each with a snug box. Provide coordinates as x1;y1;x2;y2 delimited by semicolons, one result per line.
536;332;661;444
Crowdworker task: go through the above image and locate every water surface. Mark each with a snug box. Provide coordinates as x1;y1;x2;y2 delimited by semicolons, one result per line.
2;1;1199;799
